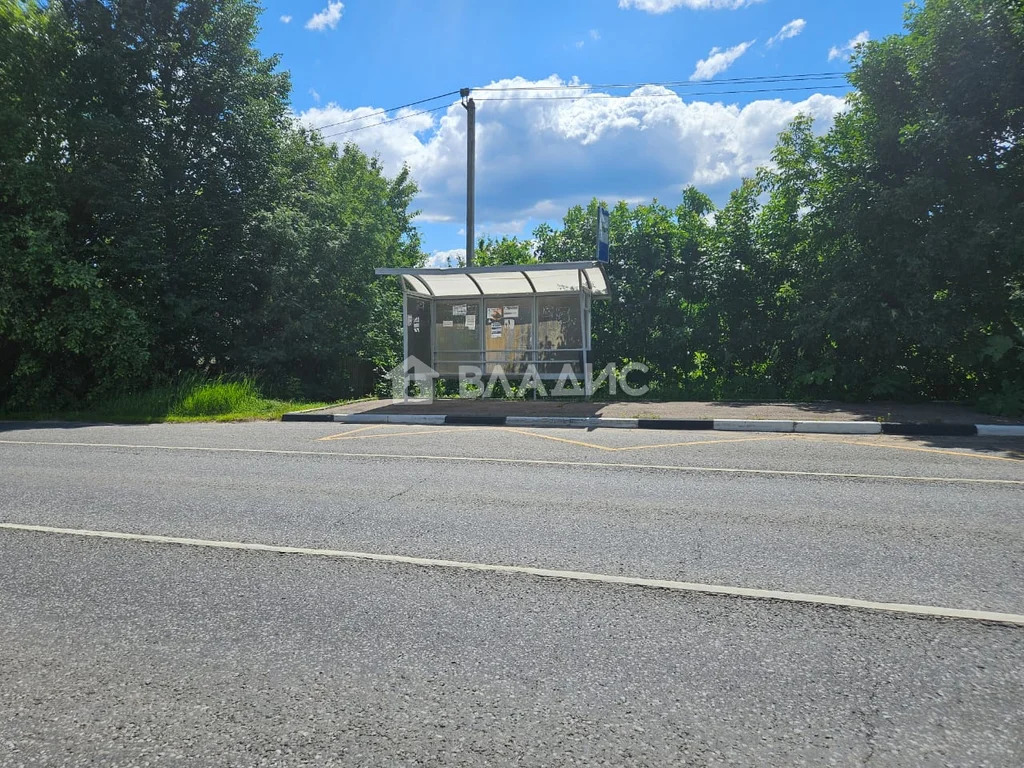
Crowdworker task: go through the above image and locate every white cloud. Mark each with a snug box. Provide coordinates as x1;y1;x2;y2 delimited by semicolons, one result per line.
427;249;465;268
306;2;344;31
575;40;585;49
690;40;755;81
828;30;870;62
301;103;438;183
589;29;601;41
299;76;847;238
309;88;321;104
280;14;292;24
767;18;806;46
619;0;761;11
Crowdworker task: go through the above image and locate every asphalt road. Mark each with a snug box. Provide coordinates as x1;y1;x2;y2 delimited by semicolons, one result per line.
1;421;1022;766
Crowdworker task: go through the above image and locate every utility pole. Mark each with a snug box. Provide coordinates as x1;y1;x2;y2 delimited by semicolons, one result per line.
460;88;476;267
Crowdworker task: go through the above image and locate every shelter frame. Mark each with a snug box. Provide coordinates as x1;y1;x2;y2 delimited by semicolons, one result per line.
375;262;610;395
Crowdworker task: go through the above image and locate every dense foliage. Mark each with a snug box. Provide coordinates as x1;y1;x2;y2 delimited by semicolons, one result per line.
0;0;419;408
483;0;1024;410
1;0;1021;412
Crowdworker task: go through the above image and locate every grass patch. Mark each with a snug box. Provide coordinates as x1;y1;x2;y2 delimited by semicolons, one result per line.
0;376;343;424
169;378;270;420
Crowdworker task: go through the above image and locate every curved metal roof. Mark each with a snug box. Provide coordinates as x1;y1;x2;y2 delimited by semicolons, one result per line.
375;261;609;298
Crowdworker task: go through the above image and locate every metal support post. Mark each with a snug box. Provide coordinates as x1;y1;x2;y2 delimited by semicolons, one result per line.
460;88;476;267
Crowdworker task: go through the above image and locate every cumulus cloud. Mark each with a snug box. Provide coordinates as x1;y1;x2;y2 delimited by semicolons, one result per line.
306;2;344;31
767;18;806;46
829;30;870;62
301;103;438;184
690;40;755;81
426;249;466;268
298;76;847;234
619;0;761;11
280;14;292;24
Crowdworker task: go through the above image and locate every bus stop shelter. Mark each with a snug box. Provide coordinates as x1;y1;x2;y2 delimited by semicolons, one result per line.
375;262;610;388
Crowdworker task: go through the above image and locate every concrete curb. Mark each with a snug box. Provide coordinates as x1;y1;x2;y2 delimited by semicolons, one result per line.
281;411;1024;437
975;424;1024;437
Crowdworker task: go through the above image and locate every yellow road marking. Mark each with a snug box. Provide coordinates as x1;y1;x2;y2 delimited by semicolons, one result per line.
3;522;1022;627
325;427;471;441
505;427;787;453
611;435;785;452
317;424;382;441
1;439;1020;485
503;427;620;452
320;426;501;442
320;425;782;453
317;423;1015;466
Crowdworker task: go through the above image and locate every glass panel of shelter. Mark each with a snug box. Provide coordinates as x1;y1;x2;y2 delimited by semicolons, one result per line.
484;297;534;376
434;298;483;377
537;295;585;377
420;290;592;380
405;295;432;369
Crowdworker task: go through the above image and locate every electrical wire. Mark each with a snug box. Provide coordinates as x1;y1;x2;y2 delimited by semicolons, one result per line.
318;103;452;141
310;89;462;132
311;72;854;140
474;83;851;102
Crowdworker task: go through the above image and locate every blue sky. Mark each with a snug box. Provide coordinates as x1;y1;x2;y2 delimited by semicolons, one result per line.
256;1;908;263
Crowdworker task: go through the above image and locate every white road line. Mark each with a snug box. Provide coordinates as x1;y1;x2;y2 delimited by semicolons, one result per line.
0;438;1021;485
2;522;1022;627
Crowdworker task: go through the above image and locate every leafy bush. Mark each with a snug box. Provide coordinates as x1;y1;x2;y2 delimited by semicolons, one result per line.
977;380;1024;418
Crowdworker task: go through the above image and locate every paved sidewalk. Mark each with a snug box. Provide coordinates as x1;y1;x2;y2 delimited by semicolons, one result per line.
306;398;1021;425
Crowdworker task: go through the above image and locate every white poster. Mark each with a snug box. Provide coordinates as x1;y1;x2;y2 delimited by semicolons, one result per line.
452;304;467;316
413;317;420;333
442;320;454;327
465;315;476;331
406;314;413;326
504;318;515;331
503;305;519;319
490;322;502;339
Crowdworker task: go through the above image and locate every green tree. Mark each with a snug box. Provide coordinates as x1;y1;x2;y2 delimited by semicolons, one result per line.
244;134;421;397
0;1;149;407
811;0;1024;400
475;235;536;266
532;193;714;389
1;0;424;407
54;0;293;373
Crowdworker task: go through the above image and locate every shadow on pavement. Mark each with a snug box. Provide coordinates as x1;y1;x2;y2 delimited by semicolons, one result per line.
881;434;1024;461
0;420;132;433
328;398;1021;425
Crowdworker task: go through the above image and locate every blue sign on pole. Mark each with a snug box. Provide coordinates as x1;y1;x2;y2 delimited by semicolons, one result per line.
597;206;610;263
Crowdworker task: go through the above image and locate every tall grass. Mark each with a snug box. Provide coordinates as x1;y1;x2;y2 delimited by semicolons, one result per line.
0;374;331;423
169;377;264;419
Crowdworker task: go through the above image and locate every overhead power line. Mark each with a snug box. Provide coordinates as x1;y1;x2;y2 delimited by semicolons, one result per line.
309;89;461;132
475;83;851;103
318;103;452;141
310;72;854;141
